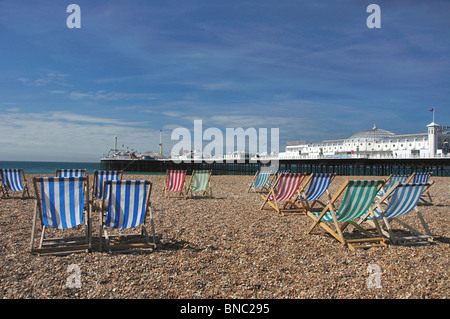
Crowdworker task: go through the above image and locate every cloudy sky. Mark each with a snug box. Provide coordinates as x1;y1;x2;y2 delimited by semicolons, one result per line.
0;0;449;162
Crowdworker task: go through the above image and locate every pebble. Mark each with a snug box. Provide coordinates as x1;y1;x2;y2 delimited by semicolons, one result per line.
0;174;448;299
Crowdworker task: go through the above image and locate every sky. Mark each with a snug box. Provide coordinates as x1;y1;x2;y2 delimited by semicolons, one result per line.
0;0;449;162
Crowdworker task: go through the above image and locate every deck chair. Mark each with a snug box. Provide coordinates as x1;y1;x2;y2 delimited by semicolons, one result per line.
0;168;30;199
99;180;156;252
365;182;436;245
306;180;387;250
56;169;86;177
92;170;123;207
187;170;213;198
376;174;408;198
162;170;187;199
268;170;290;189
296;173;336;212
30;177;91;255
248;170;272;193
406;172;434;205
260;173;306;215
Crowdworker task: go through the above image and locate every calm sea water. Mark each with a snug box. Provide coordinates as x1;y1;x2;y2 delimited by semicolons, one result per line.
0;161;164;175
0;161;100;175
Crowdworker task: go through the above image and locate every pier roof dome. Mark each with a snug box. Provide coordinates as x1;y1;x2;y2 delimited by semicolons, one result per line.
347;124;396;141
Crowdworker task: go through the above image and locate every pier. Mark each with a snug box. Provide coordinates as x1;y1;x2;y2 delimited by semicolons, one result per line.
100;157;450;177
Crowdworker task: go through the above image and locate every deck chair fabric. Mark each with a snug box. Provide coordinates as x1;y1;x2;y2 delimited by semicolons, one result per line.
260;173;305;215
368;182;435;245
30;177;91;255
187;170;212;198
163;170;187;199
0;168;30;198
306;180;387;250
269;170;290;188
407;172;434;205
248;170;272;193
297;173;336;212
92;170;123;201
100;180;156;251
377;174;408;197
56;169;86;177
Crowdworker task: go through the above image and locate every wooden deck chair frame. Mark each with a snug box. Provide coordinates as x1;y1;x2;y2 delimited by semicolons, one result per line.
163;169;187;199
30;176;92;255
99;180;156;252
91;170;123;208
56;168;87;177
296;172;336;213
260;173;306;215
248;170;272;193
187;169;213;198
0;168;30;199
306;180;388;250
361;181;436;246
406;172;434;205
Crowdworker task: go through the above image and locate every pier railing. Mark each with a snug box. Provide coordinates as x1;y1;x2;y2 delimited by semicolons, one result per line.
100;157;450;177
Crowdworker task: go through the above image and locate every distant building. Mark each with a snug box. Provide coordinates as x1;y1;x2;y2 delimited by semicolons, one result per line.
280;123;450;159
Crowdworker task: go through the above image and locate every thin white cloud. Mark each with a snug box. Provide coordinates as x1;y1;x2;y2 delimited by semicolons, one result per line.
69;90;156;101
0;111;161;162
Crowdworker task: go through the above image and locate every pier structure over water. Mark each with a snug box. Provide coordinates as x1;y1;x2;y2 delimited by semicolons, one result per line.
100;157;450;177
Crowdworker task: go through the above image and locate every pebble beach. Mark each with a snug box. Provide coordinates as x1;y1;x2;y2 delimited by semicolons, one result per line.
0;174;448;300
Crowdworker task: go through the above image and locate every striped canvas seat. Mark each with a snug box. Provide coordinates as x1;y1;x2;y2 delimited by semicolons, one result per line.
297;173;335;212
188;170;212;198
407;172;434;205
409;172;432;183
163;170;187;199
248;170;272;193
377;174;408;197
0;168;30;198
260;173;306;215
307;180;387;250
56;169;86;177
100;180;156;251
368;182;434;245
269;170;289;188
373;183;426;220
30;177;91;255
92;170;122;200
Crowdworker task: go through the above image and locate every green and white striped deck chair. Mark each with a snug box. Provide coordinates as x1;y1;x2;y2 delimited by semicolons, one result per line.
364;182;436;245
306;179;387;250
0;168;30;199
187;170;212;198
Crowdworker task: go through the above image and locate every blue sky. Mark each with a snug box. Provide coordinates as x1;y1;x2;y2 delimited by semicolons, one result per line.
0;0;449;162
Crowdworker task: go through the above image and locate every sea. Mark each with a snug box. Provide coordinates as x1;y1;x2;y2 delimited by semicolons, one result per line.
0;161;101;175
0;161;165;176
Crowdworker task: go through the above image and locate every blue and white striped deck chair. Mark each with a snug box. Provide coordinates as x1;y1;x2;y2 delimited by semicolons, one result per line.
100;180;156;252
306;180;387;250
56;169;86;177
92;170;123;205
248;170;272;193
368;182;435;245
30;177;91;255
407;172;434;205
376;174;408;197
297;173;336;212
0;168;30;199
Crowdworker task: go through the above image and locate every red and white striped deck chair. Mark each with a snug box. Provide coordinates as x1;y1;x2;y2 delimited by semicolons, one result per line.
162;170;187;199
260;173;306;215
